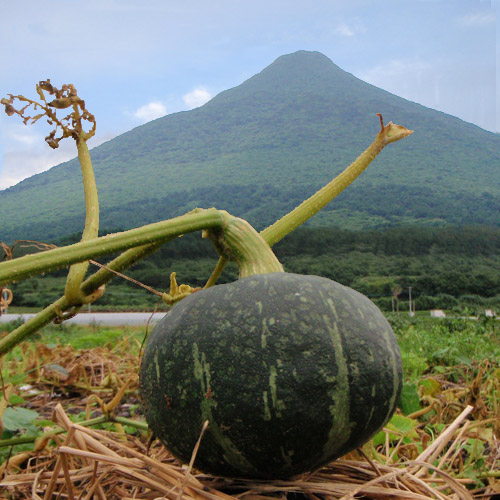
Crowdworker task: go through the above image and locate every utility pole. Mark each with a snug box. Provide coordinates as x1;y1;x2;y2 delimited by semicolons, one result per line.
408;286;414;317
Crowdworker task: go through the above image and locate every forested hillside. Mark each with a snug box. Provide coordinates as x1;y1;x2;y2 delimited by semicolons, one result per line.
1;50;499;242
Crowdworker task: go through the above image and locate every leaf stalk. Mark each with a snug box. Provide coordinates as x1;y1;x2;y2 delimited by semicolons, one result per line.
63;137;100;306
261;116;413;246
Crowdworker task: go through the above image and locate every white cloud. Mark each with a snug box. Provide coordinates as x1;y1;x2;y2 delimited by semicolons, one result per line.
0;128;118;190
359;59;431;101
133;101;167;123
458;11;495;26
361;59;430;79
182;87;212;109
358;58;496;133
9;131;43;147
334;23;355;37
332;20;365;38
0;143;76;190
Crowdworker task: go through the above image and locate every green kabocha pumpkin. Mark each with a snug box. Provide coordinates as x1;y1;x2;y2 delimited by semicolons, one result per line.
139;272;402;479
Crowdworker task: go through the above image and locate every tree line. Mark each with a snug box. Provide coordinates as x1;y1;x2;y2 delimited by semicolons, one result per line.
6;225;500;313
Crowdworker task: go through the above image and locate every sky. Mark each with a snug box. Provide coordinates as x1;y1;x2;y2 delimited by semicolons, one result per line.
1;0;498;190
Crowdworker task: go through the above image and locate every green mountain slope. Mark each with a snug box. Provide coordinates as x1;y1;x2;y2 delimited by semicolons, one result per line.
1;50;499;242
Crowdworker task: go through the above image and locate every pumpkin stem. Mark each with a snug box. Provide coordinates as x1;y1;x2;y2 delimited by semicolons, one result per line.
204;214;284;278
203;115;413;287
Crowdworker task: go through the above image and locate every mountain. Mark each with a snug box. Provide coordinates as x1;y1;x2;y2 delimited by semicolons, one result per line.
1;50;499;243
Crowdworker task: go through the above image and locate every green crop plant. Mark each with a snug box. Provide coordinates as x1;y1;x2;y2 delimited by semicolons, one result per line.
0;81;412;358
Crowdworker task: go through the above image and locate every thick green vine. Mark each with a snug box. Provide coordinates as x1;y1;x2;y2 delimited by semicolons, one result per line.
261;114;413;246
205;114;413;285
0;81;413;358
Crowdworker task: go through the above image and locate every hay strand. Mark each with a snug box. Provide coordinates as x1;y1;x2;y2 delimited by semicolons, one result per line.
0;401;482;500
1;341;497;499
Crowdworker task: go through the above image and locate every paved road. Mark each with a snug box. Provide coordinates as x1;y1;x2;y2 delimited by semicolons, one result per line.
0;312;167;326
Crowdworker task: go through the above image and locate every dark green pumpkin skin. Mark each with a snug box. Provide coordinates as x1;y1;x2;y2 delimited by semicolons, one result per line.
139;273;402;479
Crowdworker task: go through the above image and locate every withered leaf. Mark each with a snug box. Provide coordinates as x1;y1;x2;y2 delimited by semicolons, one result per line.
45;131;60;149
31;113;45;124
48;98;72;109
4;104;16;116
39;80;54;93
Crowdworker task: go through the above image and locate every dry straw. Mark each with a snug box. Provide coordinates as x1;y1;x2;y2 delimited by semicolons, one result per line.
0;402;489;500
1;341;498;499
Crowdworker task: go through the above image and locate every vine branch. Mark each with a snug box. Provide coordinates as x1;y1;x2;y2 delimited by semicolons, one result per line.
0;79;414;357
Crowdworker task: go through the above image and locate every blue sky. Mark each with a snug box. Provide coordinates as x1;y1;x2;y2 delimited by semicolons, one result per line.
1;0;498;190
